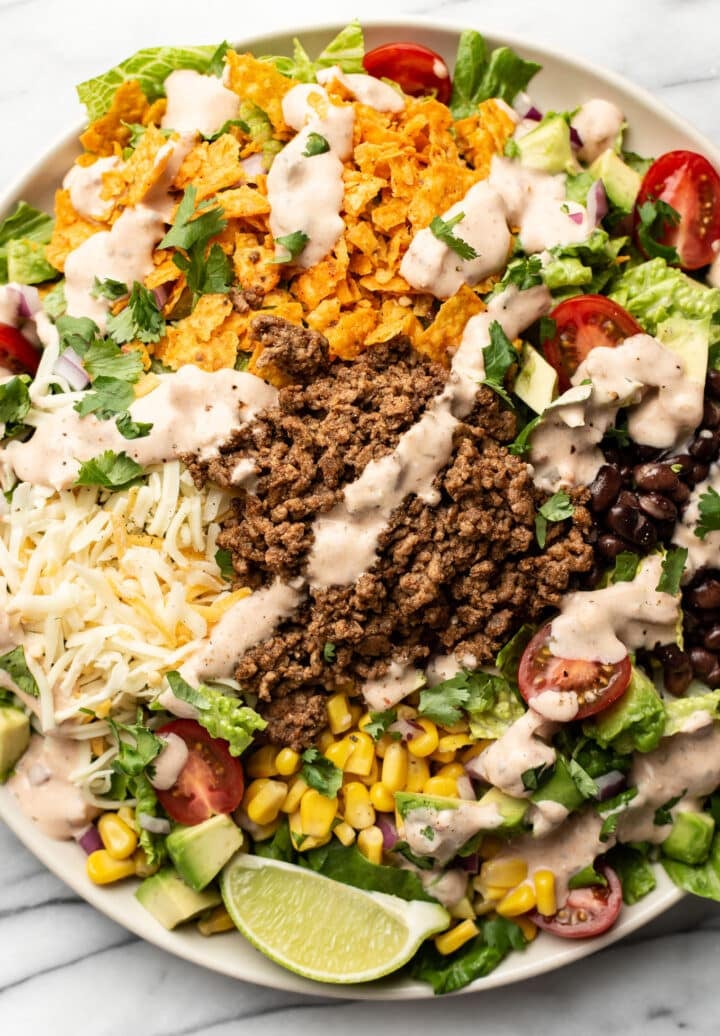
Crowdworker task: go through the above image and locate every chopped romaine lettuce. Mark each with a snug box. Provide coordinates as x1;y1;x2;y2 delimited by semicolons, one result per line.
663;833;720;902
664;690;720;737
262;21;365;83
610;257;720;343
6;239;58;285
584;665;666;754
607;845;657;905
165;671;266;756
449;30;541;119
77;45;223;121
411;915;527;994
0;201;55;284
542;229;627;296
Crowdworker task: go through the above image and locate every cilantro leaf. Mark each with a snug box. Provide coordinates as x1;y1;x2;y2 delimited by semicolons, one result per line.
173;240;233;301
539;316;557;345
637;198;681;264
567;865;608;891
500;255;543;291
322;641;336;663
656;547;687;595
0;645;39;698
109;712;164;778
0;376;31;427
74;450;146;490
300;747;342;797
165;671;265;756
92;276;128;301
106;281;165;345
207;40;232;77
364;709;397;741
83;339;143;382
535;490;573;548
480;320;518;407
302;132;330;157
567;757;598;799
56;314;101;356
429;212;478;261
214;547;234;581
508;414;541;457
418;674;473;726
521;763;552;792
596;787;638;842
272;230;309;264
612;551;641;584
115;412;152;439
695;485;720;540
205;118;251;143
160;186;227;252
654;789;686;827
73;376;135;419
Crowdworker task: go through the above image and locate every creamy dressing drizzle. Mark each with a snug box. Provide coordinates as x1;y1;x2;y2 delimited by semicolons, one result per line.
403;801;504;865
5;365;278;491
316;65;405;112
472;708;557;798
7;734;98;839
63;156;120;221
361;661;423;711
550;555;679;663
672;463;720;578
571;99;625;165
149;732;189;790
530;334;704;493
161;69;239;138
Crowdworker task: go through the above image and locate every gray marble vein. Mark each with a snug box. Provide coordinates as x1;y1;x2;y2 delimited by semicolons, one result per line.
1;0;720;1031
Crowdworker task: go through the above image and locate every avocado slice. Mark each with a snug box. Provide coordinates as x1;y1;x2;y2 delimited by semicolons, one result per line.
167;814;245;891
395;791;461;821
0;707;30;781
513;343;558;415
135;868;222;929
663;812;715;865
655;315;710;385
588;148;641;212
516;115;576;175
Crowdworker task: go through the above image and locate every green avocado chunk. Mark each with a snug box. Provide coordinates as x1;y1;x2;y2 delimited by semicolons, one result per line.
663;812;716;866
0;707;30;781
395;788;528;834
166;814;245;891
588;148;641;212
135;868;222;929
516;114;576;175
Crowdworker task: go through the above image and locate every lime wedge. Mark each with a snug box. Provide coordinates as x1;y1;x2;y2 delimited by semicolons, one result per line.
220;853;450;984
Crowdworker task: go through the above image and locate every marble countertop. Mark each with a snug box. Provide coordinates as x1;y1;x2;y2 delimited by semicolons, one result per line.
1;0;720;1031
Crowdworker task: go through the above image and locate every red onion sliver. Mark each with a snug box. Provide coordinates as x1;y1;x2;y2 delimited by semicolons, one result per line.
570;125;583;149
376;812;398;851
568;210;585;225
16;285;41;319
241;153;264;178
594;770;626;801
586;179;608;226
387;717;423;741
525;106;543;122
53;347;90;390
152;284;170;308
76;824;103;855
460;852;480;874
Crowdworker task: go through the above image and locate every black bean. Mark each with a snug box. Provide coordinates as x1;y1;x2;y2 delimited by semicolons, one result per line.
705;625;720;652
597;533;634;559
617;489;639;509
690;430;720;463
635;444;662;462
663;654;693;697
629;513;658;550
589;465;622;513
688;578;720;610
638;492;677;522
606;505;638;541
703;398;720;429
633;462;679;493
708;369;720;400
691;462;710;484
690;645;717;678
669;453;694;477
707;665;720;688
669;481;691;505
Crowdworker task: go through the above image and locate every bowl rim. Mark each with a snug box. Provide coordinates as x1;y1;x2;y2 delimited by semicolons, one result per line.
0;11;714;1000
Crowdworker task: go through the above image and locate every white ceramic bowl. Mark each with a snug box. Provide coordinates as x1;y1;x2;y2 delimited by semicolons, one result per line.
1;16;718;1000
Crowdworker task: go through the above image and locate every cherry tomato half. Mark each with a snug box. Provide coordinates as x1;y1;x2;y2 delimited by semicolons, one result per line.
634;149;720;270
518;623;632;721
155;719;244;826
363;42;452;104
531;864;622;939
541;295;643;392
0;322;40;376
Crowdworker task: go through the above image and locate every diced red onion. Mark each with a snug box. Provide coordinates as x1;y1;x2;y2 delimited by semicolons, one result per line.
586;179;608;226
570;125;583;149
376;812;398;851
525;106;543;122
241;153;264;178
53;347;90;390
75;824;103;855
455;775;476;800
460;852;480;874
152;284;170;309
568;210;585;225
16;285;41;318
138;813;171;834
512;92;534;118
20;322;41;348
594;770;626;801
387;716;423;741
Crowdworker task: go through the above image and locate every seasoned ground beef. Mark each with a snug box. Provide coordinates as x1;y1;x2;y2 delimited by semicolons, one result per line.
192;320;593;748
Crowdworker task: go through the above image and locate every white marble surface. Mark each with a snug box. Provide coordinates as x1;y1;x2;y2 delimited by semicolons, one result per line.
1;0;720;1030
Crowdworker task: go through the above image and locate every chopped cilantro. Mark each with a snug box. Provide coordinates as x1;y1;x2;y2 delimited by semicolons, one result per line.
0;645;39;698
214;547;235;581
429;212;478;261
364;709;397;741
656;547;688;595
481;320;518;406
420;825;435;841
612;551;641;584
695;485;720;540
0;376;31;428
74;450;146;490
160;187;232;304
596;787;638;842
322;641;336;663
521;763;552;792
501;255;543;291
272;230;310;264
567;757;598;799
508;414;541;457
160;186;227;252
115;412;153;439
106;281;166;345
535;490;573;548
300;747;343;797
92;277;128;301
56;314;101;356
174;241;233;301
302;132;330;157
109;712;164;778
636;198;681;265
207;39;232;78
74;376;135;419
83;339;143;383
539;316;557;345
654;789;686;827
206;118;251;143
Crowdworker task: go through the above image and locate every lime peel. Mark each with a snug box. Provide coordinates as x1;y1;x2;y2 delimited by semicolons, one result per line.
220;852;450;984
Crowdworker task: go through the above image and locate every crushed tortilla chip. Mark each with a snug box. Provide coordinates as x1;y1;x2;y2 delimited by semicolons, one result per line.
365;300;422;346
323;307;378;360
174;135;245;200
45;189;100;272
216;185;270;221
454;100;516;176
416;285;487;365
233;233;282;295
79;80;149;156
224;52;297;136
154;294;240;371
120;126;176;207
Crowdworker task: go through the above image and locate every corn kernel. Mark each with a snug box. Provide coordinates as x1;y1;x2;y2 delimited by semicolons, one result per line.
333;821;356;846
369;781;395;813
86;849;136;884
246;745;278;779
343;781;376;830
357;825;384;865
275;748;300;777
344;731;375;776
407;718;439;758
514;915;538;942
497;883;537;917
435;762;465;780
117;805;135;829
349;704;363;727
374;733;394;759
90;736;106;758
405;755;430;792
422;776;459;797
327;693;353;734
245;778;287;826
480;857;528;890
381;742;408;792
434;919;478;955
429;749;456;764
324;737;354;769
534;869;557;917
197;906;235;936
132;847;159;878
396;704;418;721
358;712;373;731
438;718;469;735
300;788;338;838
484;885;510;902
289;810;331;851
449;895;475;920
281;776;308;814
437;733;474;754
460;742;488;763
97;813;138;861
317;729;335;752
357;757;380;786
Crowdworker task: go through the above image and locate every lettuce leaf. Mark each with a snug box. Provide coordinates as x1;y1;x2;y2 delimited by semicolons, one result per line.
411;915;527;994
130;773;167;867
262;21;365;83
165;671;266;756
663;832;720;901
664;689;720;737
467;680;525;740
610;257;720;343
0;202;55;284
607;844;657;905
542;230;628;297
584;665;666;754
449;30;541;119
302;840;434;902
77;45;223;121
